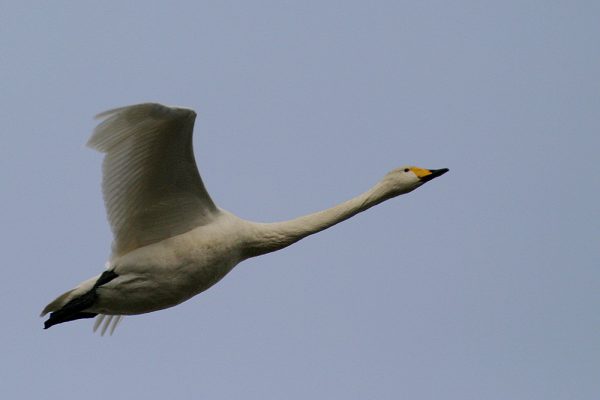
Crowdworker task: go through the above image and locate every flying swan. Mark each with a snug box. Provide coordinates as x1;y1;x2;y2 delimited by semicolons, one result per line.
41;103;448;334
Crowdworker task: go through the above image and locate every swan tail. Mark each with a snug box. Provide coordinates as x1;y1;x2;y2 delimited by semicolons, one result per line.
40;288;78;317
43;290;98;329
42;270;119;330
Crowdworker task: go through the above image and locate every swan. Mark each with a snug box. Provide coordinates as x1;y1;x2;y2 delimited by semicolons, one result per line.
41;103;448;335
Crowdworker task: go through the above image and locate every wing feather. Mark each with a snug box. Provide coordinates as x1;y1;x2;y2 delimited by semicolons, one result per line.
88;103;219;256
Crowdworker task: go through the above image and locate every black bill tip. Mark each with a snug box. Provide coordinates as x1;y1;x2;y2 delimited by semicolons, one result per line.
420;168;449;183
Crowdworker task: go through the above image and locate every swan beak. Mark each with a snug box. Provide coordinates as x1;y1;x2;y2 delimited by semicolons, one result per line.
414;168;449;183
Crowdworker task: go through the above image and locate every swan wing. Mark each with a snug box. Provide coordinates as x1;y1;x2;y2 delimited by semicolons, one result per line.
93;314;123;336
88;103;219;256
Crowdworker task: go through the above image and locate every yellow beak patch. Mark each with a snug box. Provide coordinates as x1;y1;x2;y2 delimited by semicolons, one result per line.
410;167;432;178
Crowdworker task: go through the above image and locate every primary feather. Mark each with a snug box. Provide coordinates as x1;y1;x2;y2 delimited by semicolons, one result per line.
89;103;218;257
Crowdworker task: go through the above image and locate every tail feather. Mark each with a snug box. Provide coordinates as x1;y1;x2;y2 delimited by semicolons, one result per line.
43;290;98;329
40;288;78;317
40;274;101;317
42;270;119;331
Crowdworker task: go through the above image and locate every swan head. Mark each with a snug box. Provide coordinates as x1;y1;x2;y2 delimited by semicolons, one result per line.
380;166;449;196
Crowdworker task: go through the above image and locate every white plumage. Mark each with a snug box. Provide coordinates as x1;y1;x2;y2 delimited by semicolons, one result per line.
41;103;448;334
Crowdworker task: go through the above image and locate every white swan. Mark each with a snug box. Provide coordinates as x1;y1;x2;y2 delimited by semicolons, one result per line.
41;103;448;334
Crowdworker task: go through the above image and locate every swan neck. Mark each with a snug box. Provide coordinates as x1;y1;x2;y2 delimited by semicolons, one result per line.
246;182;391;257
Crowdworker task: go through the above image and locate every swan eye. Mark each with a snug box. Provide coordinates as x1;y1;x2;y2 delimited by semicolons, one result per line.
404;168;410;173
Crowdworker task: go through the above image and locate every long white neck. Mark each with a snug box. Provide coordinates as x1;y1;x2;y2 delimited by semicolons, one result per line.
245;181;395;257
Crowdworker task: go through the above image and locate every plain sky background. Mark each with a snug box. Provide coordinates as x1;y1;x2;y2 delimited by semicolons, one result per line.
1;1;598;399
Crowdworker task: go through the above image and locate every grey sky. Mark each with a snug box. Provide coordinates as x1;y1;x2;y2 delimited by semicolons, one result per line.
1;1;598;399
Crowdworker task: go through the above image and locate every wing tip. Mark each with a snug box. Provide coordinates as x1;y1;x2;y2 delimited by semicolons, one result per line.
88;103;197;152
94;103;196;120
94;314;124;336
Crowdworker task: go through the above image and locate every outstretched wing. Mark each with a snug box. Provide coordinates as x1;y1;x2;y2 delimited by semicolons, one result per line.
88;103;219;257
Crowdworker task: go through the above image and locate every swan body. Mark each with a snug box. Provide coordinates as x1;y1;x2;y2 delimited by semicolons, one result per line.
93;211;248;315
41;103;448;334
